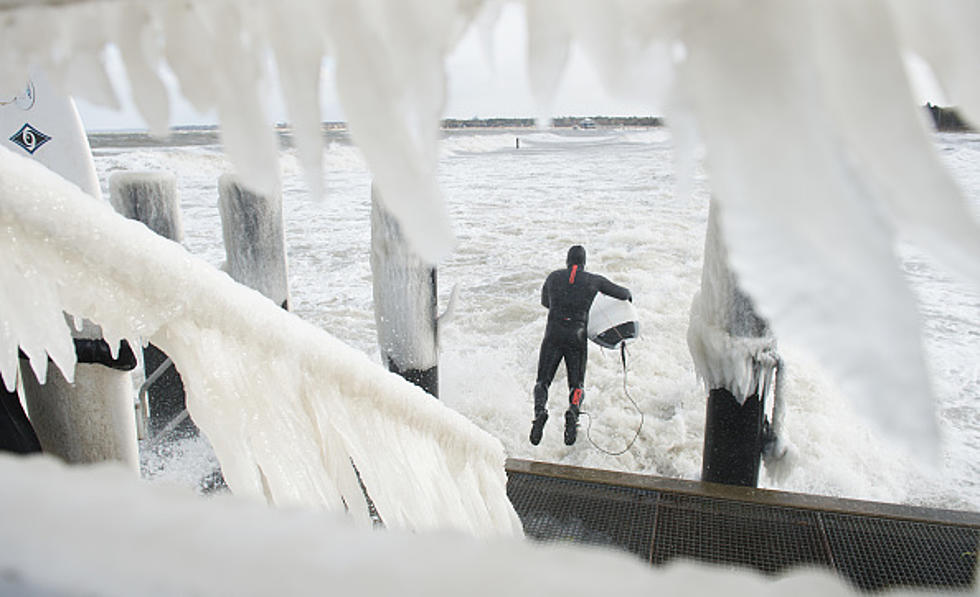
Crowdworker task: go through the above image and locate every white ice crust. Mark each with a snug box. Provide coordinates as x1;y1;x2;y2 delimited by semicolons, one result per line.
371;185;439;371
688;201;777;405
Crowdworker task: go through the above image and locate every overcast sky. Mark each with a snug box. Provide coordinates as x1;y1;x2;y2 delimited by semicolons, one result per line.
74;5;663;131
74;3;945;132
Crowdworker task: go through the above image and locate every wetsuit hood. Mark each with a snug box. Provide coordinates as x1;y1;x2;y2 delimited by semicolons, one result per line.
566;245;586;268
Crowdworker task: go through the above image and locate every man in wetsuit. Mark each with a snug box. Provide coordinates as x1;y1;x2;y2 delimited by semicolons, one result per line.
530;245;631;446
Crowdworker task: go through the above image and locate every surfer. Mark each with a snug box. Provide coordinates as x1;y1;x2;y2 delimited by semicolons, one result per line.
530;245;631;446
0;339;137;454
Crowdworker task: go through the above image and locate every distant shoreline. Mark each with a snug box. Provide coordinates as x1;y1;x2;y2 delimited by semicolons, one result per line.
86;107;973;148
441;115;665;128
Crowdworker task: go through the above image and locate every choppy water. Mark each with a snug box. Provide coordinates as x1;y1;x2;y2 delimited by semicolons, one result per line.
91;127;980;511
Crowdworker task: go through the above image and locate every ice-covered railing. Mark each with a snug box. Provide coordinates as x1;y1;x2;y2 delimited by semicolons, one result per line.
2;0;980;462
0;146;522;537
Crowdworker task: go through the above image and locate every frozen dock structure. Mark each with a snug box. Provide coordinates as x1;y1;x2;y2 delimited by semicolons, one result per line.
506;459;980;593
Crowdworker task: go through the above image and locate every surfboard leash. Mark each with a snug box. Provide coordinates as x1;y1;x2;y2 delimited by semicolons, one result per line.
581;341;645;456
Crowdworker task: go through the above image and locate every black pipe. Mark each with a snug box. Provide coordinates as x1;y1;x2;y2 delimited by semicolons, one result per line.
701;388;765;487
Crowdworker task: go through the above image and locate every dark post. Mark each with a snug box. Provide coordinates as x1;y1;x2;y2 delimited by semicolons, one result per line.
694;200;777;487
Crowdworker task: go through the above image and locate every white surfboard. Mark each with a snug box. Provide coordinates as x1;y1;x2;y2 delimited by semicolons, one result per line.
1;71;138;471
588;294;640;349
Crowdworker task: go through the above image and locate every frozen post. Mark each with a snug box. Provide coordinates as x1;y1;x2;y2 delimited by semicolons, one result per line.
218;174;290;310
370;184;439;397
109;172;190;437
687;199;779;487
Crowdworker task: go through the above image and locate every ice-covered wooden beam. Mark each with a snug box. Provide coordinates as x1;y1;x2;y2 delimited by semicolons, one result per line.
0;145;522;537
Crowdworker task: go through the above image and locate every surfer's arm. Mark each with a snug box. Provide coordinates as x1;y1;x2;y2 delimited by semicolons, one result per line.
598;277;632;302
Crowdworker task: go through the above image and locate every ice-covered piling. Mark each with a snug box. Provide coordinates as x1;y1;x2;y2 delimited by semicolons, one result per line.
370;184;439;397
218;174;290;310
109;172;190;437
688;200;779;487
21;329;139;471
108;172;183;242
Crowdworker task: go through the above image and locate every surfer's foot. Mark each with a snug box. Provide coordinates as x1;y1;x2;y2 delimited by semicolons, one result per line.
529;411;548;445
564;408;579;446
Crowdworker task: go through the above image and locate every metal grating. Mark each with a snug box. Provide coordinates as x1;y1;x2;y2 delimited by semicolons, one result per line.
506;460;980;593
507;472;657;559
651;491;831;574
822;512;979;592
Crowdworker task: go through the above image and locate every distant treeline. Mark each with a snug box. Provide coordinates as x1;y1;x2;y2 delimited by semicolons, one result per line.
441;116;664;128
925;104;973;131
445;110;974;132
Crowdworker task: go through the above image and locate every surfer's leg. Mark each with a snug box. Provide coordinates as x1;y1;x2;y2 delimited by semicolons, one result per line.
531;334;561;445
533;333;563;415
563;332;588;446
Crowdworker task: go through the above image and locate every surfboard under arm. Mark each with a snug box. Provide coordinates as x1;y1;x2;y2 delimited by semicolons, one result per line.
587;294;640;350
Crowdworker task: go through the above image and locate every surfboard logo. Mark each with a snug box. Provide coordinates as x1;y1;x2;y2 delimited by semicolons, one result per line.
9;122;51;155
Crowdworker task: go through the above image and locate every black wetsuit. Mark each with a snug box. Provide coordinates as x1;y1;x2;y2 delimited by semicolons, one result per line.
533;264;631;416
0;339;137;455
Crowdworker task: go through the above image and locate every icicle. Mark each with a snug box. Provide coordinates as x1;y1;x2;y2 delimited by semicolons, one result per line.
808;0;980;284
524;0;570;124
111;3;170;136
675;0;940;458
323;0;470;262
262;0;329;200
888;0;980;127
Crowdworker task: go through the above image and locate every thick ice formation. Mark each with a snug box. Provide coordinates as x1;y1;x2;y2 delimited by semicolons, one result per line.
0;146;521;537
687;200;777;404
370;185;439;375
669;0;980;456
218;174;290;309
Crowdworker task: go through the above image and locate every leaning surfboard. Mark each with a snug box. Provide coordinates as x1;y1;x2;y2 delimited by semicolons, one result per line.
1;71;138;470
588;294;640;349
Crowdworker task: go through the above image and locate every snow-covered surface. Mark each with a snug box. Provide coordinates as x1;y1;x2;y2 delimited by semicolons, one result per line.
0;145;521;537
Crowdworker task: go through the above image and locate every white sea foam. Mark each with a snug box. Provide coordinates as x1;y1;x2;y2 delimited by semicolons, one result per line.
83;125;980;511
